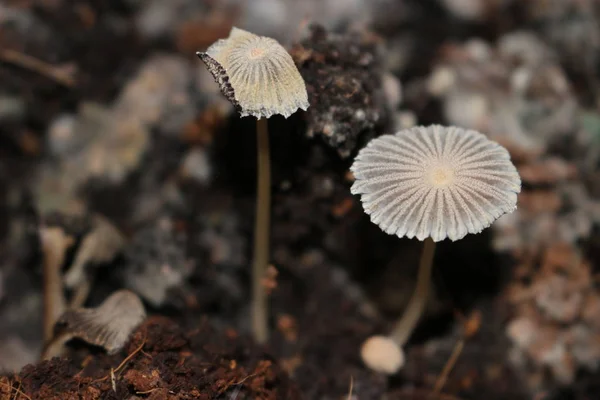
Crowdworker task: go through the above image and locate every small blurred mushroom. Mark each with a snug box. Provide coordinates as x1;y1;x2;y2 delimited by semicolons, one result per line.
351;125;521;373
360;335;405;374
39;225;74;343
63;214;125;307
197;27;309;344
42;290;146;360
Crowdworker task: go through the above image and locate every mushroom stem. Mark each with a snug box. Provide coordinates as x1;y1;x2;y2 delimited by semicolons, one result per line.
252;117;271;343
41;332;74;360
390;237;436;346
40;227;71;344
70;279;91;309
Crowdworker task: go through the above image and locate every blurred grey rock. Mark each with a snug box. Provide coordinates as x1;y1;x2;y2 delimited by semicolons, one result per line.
439;0;487;20
294;25;389;158
123;218;192;307
525;0;600;75
180;148;212;185
0;95;25;122
237;0;372;43
420;33;576;155
498;31;555;66
38;54;196;215
198;212;246;268
134;0;196;39
382;73;402;111
115;54;195;134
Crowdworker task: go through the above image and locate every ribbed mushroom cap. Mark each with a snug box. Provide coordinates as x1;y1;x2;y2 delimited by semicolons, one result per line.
197;27;309;119
351;125;521;242
55;290;146;354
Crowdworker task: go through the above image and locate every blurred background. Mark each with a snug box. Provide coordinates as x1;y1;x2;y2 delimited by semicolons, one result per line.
1;0;600;399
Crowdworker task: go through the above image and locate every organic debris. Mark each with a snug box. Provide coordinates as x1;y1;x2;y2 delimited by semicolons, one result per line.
11;317;300;399
291;24;390;158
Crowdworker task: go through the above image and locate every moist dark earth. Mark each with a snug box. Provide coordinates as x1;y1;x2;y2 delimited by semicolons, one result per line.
1;1;600;399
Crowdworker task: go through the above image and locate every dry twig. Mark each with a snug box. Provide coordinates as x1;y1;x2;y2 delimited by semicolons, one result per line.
114;336;147;375
430;311;481;399
0;48;77;87
0;379;31;400
431;339;465;397
0;381;31;400
347;376;354;400
92;335;147;384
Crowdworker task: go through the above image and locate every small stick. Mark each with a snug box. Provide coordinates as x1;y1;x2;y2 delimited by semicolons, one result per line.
430;339;465;398
430;310;480;399
217;372;259;396
347;376;354;400
92;336;146;383
12;381;19;400
232;371;260;386
110;368;116;392
0;48;76;87
0;381;31;400
136;388;159;395
11;380;30;400
114;336;147;375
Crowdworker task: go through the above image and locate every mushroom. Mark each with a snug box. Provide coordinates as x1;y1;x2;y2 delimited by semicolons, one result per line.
42;289;146;360
351;125;521;373
63;214;125;308
197;27;309;343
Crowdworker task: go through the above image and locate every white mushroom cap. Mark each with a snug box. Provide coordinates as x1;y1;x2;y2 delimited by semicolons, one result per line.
351;125;521;242
197;27;309;119
55;290;146;354
360;335;405;374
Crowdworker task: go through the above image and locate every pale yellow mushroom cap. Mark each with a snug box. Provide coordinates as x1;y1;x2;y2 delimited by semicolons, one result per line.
197;27;309;119
351;125;521;242
360;335;405;374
